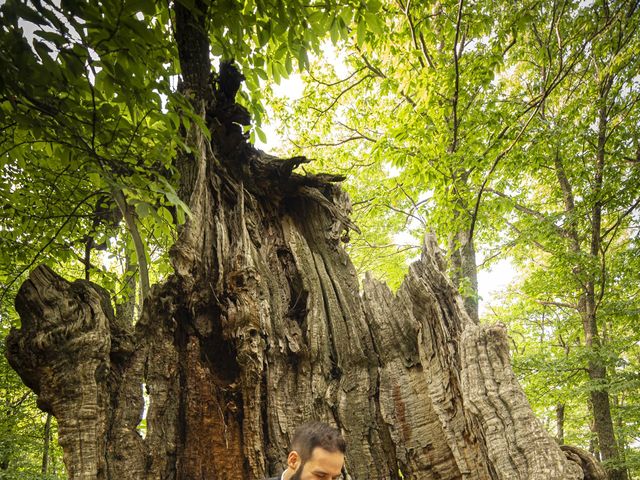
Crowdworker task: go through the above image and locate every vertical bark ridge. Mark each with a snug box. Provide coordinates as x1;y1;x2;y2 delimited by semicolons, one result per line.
104;306;144;480
403;238;488;479
134;281;182;480
362;275;461;479
279;202;380;478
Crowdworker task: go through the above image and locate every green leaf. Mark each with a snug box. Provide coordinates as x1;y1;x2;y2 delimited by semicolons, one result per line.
158;177;191;218
357;19;367;47
366;0;382;12
135;201;152;219
330;18;339;44
255;125;267;143
296;48;309;71
211;39;224;56
157;206;173;224
34;30;68;47
10;2;48;26
256;67;268;80
364;13;383;36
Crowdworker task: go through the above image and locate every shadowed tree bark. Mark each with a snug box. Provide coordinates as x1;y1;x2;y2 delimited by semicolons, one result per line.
5;3;606;480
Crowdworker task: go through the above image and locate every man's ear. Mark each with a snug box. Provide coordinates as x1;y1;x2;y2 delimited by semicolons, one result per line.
287;450;301;471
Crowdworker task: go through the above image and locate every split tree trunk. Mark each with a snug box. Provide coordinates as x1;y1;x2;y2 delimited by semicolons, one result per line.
5;4;605;480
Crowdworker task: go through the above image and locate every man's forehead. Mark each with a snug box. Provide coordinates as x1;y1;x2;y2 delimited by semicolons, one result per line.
307;446;345;473
309;446;344;459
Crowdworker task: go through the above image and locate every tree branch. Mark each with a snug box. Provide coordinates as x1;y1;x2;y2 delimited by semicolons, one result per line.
484;187;569;238
302;135;375;147
601;196;640;246
309;74;373;116
113;190;150;303
536;300;578;310
396;0;435;68
450;0;464;154
308;66;366;87
359;53;418;107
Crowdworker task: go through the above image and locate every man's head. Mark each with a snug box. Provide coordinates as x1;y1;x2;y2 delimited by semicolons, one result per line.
285;422;346;480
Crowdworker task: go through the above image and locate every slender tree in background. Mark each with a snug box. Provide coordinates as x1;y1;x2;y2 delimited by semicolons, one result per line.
42;413;52;475
0;0;634;479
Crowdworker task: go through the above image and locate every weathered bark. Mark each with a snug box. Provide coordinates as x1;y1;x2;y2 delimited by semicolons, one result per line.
561;446;609;480
362;239;489;479
7;266;131;479
461;324;584;480
5;5;606;479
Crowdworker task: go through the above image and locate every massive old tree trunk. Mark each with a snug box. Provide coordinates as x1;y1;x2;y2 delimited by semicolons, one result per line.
7;240;603;480
6;4;605;480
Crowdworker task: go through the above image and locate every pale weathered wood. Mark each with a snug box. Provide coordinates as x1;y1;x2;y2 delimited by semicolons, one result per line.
461;323;583;480
7;266;139;480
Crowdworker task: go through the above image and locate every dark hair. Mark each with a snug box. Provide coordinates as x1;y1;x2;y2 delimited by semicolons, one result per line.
291;421;346;462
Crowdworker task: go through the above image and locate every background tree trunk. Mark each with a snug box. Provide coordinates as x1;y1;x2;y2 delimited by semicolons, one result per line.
448;226;479;322
582;84;628;480
41;412;52;475
556;403;565;445
4;4;605;479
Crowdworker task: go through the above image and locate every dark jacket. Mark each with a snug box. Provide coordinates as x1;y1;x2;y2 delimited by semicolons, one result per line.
266;476;280;480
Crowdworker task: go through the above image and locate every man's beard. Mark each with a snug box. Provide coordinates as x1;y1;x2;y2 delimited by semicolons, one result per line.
289;461;306;480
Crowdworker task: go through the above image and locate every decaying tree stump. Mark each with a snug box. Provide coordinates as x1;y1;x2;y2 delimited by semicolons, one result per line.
6;89;605;480
6;225;604;479
5;3;606;480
